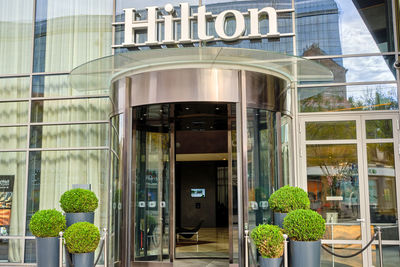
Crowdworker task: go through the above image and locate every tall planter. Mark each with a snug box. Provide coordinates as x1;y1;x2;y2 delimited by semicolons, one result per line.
66;212;95;227
29;209;65;267
259;256;282;267
36;237;59;267
273;212;287;228
290;240;321;267
72;252;95;267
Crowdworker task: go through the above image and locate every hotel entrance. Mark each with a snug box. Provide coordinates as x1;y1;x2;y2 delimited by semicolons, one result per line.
108;66;295;266
98;48;333;267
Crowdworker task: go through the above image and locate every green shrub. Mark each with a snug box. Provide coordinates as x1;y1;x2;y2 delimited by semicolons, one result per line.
283;209;326;241
268;185;310;213
64;222;100;253
29;209;66;237
251;224;284;258
60;189;98;213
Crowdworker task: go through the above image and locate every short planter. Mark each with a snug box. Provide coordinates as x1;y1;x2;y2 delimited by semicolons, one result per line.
36;237;59;267
72;252;95;267
290;239;321;267
259;256;282;267
273;212;287;228
66;212;95;227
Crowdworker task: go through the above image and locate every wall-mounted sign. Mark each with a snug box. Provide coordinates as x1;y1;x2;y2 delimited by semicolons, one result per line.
121;3;293;47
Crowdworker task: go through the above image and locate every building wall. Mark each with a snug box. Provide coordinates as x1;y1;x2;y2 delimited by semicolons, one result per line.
0;0;113;264
0;0;399;265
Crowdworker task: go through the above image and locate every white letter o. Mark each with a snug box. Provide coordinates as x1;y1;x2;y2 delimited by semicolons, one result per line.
215;10;245;41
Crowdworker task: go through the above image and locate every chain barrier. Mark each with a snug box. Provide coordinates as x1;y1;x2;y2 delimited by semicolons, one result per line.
321;232;378;258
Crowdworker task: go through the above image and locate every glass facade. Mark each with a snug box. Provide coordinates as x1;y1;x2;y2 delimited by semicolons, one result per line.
0;0;399;266
0;0;113;264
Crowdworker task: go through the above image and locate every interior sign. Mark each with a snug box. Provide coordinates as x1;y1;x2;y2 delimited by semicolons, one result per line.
122;3;291;47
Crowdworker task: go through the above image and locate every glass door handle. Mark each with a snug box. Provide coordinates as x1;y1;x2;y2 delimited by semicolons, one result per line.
356;218;365;222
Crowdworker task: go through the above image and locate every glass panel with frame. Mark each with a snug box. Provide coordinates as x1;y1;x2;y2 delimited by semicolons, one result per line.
296;0;395;56
0;152;26;263
246;108;278;243
299;83;398;113
133;104;170;262
110;115;123;266
306;143;361;241
367;143;399;240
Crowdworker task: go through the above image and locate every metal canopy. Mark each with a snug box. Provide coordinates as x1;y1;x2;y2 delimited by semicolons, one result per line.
69;47;333;92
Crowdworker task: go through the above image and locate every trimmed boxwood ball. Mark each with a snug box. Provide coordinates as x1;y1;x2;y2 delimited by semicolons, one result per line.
251;224;284;258
60;188;98;213
268;185;310;213
283;209;326;241
64;222;100;253
29;209;66;237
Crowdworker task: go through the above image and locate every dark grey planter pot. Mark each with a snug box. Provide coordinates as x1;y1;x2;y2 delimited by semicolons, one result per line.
290;239;321;267
274;212;287;228
72;252;94;267
36;237;59;267
259;256;283;267
66;212;94;227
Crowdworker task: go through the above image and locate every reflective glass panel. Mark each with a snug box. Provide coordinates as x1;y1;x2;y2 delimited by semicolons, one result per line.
110;115;123;266
296;0;394;56
0;0;33;75
320;244;363;266
305;56;396;84
306;144;361;240
366;119;393;139
372;245;400;267
30;124;108;148
133;105;170;261
0;127;27;149
33;0;113;73
30;98;110;123
0;77;30;100
25;150;109;235
306;121;356;140
299;84;398;112
0;102;29;124
367;143;398;240
32;75;108;98
247;109;277;227
0;152;26;263
116;0;199;22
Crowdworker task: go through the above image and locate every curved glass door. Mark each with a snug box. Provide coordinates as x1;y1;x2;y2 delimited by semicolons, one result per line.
132;104;171;262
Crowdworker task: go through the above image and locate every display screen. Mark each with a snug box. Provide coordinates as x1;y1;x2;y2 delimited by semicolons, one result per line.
191;188;205;198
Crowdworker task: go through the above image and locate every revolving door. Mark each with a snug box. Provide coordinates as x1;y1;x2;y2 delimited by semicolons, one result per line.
109;68;293;266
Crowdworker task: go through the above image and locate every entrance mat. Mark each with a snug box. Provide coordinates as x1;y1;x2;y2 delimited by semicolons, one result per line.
176;240;214;247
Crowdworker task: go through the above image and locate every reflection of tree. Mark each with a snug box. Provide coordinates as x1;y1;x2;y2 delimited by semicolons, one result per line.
300;86;398;112
348;88;398;111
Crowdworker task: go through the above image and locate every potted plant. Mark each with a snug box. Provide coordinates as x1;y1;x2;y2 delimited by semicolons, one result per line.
60;188;98;227
283;209;326;267
64;222;100;267
268;185;310;227
251;224;284;267
29;209;66;267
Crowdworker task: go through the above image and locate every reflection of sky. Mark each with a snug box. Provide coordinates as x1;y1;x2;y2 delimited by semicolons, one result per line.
118;0;198;11
334;0;395;82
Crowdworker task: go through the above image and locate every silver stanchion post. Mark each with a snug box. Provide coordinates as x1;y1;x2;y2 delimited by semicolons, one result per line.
377;227;383;267
244;229;249;267
103;228;108;267
283;234;288;267
59;231;63;267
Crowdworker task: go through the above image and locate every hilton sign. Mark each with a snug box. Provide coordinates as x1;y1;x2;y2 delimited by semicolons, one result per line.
121;3;293;47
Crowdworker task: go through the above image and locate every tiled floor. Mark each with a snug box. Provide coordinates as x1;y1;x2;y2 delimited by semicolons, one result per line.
173;259;230;266
175;227;231;258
